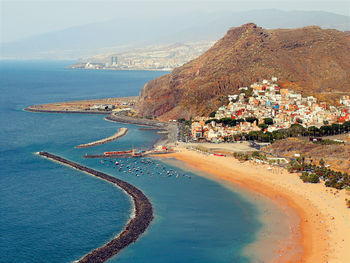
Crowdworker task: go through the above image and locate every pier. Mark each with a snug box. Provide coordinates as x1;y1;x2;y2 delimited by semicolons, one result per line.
75;128;128;148
38;151;153;263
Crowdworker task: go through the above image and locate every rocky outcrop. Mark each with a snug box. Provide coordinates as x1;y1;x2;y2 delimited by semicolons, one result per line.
137;23;350;120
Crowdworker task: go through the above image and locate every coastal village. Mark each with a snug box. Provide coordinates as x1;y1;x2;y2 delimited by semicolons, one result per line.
191;77;350;142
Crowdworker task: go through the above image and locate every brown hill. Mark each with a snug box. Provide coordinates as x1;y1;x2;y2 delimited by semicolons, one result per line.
137;23;350;120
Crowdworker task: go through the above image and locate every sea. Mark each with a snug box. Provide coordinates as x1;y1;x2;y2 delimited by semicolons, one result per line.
0;61;282;263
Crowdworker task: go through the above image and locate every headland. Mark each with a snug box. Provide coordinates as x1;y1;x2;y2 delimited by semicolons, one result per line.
38;151;153;263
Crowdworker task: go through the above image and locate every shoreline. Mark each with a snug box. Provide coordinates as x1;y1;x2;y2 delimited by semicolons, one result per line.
76;127;128;148
158;147;350;263
38;151;153;263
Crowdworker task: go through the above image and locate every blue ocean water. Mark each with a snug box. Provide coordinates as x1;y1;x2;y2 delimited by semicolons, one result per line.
0;61;262;263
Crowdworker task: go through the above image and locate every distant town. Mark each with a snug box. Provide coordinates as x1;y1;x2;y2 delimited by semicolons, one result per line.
71;41;215;71
190;77;350;142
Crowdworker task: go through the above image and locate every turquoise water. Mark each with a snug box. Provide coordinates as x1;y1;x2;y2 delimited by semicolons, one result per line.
0;61;262;263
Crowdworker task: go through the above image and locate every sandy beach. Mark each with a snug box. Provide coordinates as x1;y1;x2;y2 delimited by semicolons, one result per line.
159;146;350;263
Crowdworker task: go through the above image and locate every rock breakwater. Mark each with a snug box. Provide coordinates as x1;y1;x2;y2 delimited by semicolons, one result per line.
75;128;128;148
38;151;153;263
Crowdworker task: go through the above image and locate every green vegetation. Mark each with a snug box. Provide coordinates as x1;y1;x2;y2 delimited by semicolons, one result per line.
233;152;250;161
288;159;350;189
258;123;268;131
306;121;350;136
245;117;258;124
251;151;267;160
263;118;274;125
239;121;350;143
209;111;216;118
300;172;320;183
185;120;192;126
205;117;237;127
296;118;303;124
313;139;342;145
178;118;192;126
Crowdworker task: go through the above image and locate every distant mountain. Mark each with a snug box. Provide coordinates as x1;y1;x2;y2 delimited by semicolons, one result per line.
1;10;349;59
137;23;350;120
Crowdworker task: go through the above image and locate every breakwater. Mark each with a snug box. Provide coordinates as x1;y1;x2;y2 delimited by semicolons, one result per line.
38;151;153;263
106;112;178;146
76;128;128;148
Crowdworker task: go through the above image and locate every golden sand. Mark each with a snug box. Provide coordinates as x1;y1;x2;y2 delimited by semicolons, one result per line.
159;147;350;263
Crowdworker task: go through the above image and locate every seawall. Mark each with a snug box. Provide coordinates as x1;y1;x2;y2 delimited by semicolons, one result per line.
38;151;153;263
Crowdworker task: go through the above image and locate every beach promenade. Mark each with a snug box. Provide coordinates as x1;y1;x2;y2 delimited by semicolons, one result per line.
38;152;153;263
75;127;128;148
160;147;350;263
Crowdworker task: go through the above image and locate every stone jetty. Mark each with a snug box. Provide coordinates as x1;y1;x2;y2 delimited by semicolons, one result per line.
38;151;153;263
75;128;128;148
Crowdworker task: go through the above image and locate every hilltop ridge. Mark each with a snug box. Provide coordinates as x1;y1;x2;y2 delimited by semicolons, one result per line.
137;23;350;120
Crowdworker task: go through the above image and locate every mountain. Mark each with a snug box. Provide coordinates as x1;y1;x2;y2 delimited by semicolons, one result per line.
1;10;349;59
136;23;350;120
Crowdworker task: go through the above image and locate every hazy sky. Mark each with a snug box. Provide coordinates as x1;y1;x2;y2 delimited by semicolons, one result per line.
1;0;349;43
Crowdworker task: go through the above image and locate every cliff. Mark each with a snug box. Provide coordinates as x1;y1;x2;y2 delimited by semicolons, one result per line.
137;23;350;120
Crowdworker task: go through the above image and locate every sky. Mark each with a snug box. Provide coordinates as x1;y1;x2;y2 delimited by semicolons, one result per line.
1;0;349;44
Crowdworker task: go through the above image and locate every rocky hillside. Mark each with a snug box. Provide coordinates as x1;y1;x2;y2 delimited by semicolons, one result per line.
137;23;350;120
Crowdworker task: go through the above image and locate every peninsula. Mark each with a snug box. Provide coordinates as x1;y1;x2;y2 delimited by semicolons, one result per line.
25;97;137;114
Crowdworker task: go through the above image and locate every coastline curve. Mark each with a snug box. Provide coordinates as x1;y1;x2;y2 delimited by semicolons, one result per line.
37;151;153;263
